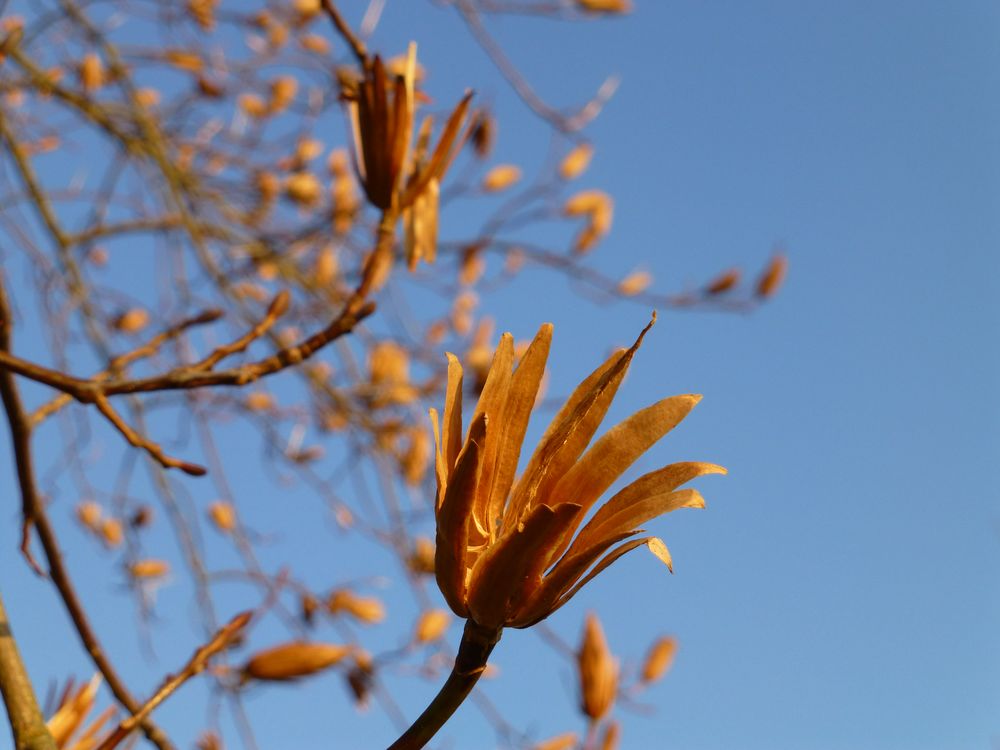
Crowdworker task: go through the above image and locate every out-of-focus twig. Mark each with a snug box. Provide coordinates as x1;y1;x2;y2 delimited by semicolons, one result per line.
94;611;252;750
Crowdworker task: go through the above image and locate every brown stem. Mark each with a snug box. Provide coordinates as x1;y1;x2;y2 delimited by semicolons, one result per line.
0;278;176;750
387;621;502;750
0;593;57;750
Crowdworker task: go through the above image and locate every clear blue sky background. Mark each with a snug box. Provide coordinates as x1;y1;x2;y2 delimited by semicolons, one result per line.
2;2;998;750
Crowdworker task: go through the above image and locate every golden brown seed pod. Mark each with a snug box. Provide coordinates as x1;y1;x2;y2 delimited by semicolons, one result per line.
207;501;236;533
578;613;618;722
532;733;578;750
186;0;218;31
314;246;339;286
576;0;632;12
75;501;102;531
134;88;161;109
459;245;486;286
407;537;436;575
164;49;203;73
242;641;351;682
295;137;324;164
413;609;451;644
285;172;323;207
565;189;614;252
369;341;410;387
79;53;104;91
400;426;431;487
559;143;594;180
195;731;222;750
255;171;280;202
293;0;322;18
244;391;274;412
129;559;170;580
238;93;269;119
640;635;678;683
705;268;741;295
482;164;522;192
617;270;652;297
600;720;621;750
299;33;329;54
113;308;149;334
756;253;788;298
269;75;298;113
327;590;386;624
100;518;123;548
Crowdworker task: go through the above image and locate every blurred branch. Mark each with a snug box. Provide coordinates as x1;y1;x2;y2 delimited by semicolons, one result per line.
0;278;176;750
95;611;252;750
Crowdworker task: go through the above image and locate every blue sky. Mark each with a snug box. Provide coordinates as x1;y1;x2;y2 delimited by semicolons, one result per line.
1;2;998;749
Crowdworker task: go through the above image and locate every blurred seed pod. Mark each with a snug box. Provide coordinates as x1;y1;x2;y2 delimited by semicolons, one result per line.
113;308;149;334
564;189;614;252
295;137;324;163
640;636;677;684
407;537;436;575
75;501;102;531
255;171;280;203
241;641;350;682
532;733;578;750
414;609;451;644
600;720;621;750
129;559;170;580
369;341;409;387
186;0;218;30
578;613;618;722
327;590;386;624
197;76;225;98
195;731;222;750
99;518;123;548
299;34;329;54
129;505;154;529
459;244;486;286
238;93;269;119
300;594;320;626
617;270;652;297
134;87;161;108
244;391;275;412
451;291;478;336
256;261;279;282
756;253;788;298
267;22;289;49
576;0;632;13
285;172;322;207
705;268;741;295
469;109;496;158
482;164;521;192
87;247;109;267
346;652;374;710
164;49;203;73
400;426;431;487
559;143;594;180
314;245;339;286
293;0;322;19
207;501;236;533
78;53;104;92
404;178;440;271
